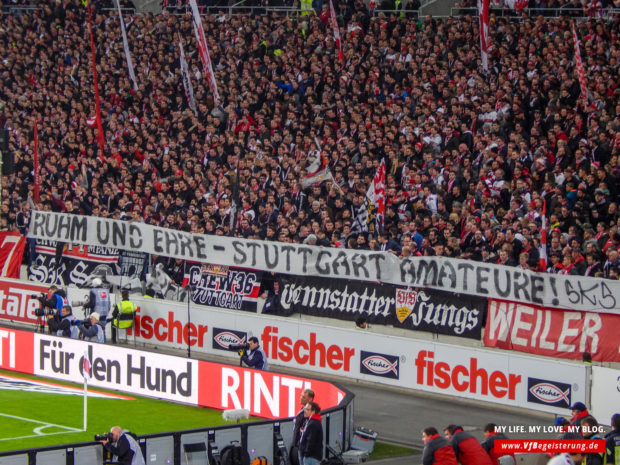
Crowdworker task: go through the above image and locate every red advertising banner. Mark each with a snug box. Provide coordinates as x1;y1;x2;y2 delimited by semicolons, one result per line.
484;299;620;362
0;326;346;419
0;232;26;278
0;328;34;374
0;278;49;326
197;362;345;419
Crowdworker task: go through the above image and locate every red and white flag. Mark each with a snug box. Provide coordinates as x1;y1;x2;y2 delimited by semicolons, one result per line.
82;350;91;381
86;116;96;127
571;23;589;105
329;0;345;61
538;199;547;271
302;138;332;188
478;0;489;73
33;120;40;204
351;159;386;234
189;0;219;101
368;159;386;233
504;0;528;10
114;0;138;91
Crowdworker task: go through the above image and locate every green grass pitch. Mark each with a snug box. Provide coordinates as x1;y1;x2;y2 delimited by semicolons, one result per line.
0;369;251;453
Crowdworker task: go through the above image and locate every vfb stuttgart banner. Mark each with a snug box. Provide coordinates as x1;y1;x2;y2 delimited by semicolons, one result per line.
186;263;262;312
275;275;486;339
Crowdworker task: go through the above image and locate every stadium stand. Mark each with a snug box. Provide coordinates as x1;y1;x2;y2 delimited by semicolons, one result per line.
0;0;618;279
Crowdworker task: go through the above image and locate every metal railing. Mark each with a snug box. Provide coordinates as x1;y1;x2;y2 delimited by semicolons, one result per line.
0;384;354;465
451;5;620;18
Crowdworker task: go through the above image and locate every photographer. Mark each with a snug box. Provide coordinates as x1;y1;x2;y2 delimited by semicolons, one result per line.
76;312;105;343
99;426;145;465
83;278;111;322
241;337;269;371
48;305;78;339
35;286;68;332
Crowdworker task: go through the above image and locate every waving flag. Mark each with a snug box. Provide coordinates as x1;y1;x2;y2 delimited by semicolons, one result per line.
478;0;489;73
34;120;40;204
329;0;345;61
538;200;547;271
302;139;334;188
352;159;386;234
571;22;589;106
114;0;138;91
179;39;197;114
189;0;220;100
86;1;106;162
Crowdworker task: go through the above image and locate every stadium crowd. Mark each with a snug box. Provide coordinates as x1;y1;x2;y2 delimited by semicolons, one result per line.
0;0;619;279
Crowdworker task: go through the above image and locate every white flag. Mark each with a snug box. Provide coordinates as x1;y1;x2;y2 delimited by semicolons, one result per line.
179;39;197;114
114;0;138;91
189;0;220;100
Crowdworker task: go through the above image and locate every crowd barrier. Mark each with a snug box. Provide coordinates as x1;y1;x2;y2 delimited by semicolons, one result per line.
0;327;353;464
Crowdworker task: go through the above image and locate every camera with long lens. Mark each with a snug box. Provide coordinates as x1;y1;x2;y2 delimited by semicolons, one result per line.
34;308;55;317
229;343;250;352
94;432;114;441
71;318;92;328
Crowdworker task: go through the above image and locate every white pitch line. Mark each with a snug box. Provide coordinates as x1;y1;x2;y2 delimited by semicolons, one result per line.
0;430;83;442
0;412;82;440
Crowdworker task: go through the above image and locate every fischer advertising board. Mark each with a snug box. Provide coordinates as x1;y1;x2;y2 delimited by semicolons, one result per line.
126;296;586;414
0;327;345;419
590;366;620;423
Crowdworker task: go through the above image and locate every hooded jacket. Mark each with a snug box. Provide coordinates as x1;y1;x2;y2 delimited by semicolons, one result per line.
299;413;323;461
422;434;458;465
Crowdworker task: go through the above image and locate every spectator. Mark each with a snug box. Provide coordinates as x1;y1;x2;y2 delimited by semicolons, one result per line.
422;426;458;465
444;425;493;465
570;403;590;427
481;423;515;465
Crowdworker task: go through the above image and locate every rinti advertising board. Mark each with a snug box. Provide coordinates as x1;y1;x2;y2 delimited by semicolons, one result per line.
0;327;345;420
126;296;586;415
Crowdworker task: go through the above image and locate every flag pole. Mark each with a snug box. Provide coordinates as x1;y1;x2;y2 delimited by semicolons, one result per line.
82;349;91;431
83;375;87;431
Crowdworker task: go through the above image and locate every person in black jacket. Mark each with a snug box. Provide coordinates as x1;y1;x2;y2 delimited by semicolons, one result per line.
291;389;315;465
299;402;323;465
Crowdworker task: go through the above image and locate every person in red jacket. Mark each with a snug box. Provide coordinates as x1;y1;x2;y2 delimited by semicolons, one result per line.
422;427;458;465
444;425;493;465
569;403;590;427
481;423;516;465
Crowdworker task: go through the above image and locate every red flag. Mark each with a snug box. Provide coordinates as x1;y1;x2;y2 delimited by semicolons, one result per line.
478;0;489;73
571;23;589;106
33;120;40;204
538;199;547;271
0;232;26;278
329;0;345;61
87;3;106;162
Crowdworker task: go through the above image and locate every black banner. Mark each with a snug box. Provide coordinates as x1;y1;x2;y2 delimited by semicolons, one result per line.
28;240;120;287
275;276;486;339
